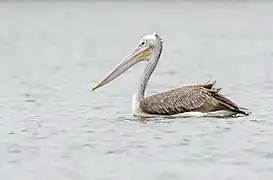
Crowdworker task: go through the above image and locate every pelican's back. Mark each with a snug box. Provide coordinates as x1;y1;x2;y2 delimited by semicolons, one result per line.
139;81;248;116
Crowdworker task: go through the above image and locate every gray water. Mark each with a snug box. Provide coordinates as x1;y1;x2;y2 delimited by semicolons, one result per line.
1;1;273;180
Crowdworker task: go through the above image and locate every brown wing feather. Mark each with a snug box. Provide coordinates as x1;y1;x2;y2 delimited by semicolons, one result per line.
139;82;242;115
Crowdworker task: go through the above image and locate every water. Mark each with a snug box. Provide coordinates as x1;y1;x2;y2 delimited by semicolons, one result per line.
1;1;273;180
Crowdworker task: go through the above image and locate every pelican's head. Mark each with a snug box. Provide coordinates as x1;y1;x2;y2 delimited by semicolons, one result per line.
92;32;162;91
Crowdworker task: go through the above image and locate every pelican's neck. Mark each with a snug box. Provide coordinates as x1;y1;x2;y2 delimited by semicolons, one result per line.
134;43;163;103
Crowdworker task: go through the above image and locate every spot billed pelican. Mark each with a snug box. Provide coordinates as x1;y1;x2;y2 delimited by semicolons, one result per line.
92;32;249;118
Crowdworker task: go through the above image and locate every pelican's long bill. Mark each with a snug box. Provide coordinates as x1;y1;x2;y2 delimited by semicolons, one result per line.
92;46;151;91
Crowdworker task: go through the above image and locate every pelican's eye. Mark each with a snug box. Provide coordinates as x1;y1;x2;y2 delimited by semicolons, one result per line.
140;41;146;47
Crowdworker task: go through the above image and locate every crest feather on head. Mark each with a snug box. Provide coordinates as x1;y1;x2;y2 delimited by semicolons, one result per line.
152;32;163;44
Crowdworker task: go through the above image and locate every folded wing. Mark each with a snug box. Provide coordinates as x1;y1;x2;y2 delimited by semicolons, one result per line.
139;81;245;115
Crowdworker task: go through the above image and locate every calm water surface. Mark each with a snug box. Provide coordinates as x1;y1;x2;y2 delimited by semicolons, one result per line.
1;1;273;180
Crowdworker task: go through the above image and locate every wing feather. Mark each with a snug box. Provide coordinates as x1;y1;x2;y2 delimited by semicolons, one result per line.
139;83;241;115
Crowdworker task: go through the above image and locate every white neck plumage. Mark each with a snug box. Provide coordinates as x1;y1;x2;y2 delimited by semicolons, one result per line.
132;40;163;111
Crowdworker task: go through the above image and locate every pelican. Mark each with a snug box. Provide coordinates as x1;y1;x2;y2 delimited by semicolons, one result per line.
92;32;249;118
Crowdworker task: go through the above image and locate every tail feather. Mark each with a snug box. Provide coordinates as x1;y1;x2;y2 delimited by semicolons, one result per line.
234;107;251;116
205;81;250;116
189;79;250;117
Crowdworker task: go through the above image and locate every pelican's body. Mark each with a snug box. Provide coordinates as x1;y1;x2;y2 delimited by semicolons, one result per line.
92;33;249;118
132;81;248;118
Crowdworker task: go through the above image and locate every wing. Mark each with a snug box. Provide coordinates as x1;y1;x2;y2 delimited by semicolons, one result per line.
139;82;241;115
